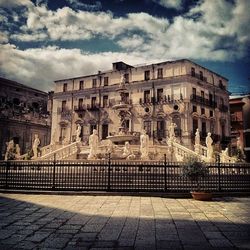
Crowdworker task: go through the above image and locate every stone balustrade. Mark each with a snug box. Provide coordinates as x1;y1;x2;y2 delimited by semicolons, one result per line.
40;142;79;161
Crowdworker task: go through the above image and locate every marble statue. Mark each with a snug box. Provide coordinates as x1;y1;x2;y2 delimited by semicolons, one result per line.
122;141;135;160
205;132;213;161
220;147;229;163
4;140;15;160
236;137;243;151
194;128;200;154
195;128;200;145
88;129;99;160
168;122;177;141
140;129;149;160
15;144;21;159
32;134;40;159
76;124;81;142
120;73;126;86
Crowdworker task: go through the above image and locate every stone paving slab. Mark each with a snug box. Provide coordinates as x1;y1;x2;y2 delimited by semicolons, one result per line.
0;193;250;249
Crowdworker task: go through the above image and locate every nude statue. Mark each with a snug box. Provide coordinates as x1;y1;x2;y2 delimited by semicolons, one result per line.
76;124;81;142
140;129;149;160
206;132;213;160
88;129;99;160
32;134;40;159
195;128;200;145
122;141;135;160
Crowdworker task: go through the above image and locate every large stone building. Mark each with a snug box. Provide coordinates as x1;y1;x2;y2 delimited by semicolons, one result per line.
0;77;51;159
230;94;250;161
51;59;230;149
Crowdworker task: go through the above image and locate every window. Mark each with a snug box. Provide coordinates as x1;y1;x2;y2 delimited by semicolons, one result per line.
201;90;204;103
144;70;150;80
210;110;213;117
199;71;203;81
78;98;83;109
157;120;165;139
91;97;96;108
144;90;150;103
202;121;206;137
201;107;205;115
102;124;108;139
124;73;129;83
79;81;84;90
192;87;196;100
143;121;151;137
104;77;109;86
157;89;163;102
193;105;197;113
103;95;108;107
124;93;129;104
157;68;163;79
191;67;195;77
209;93;213;105
63;83;67;92
62;100;66;112
192;118;198;134
92;79;97;88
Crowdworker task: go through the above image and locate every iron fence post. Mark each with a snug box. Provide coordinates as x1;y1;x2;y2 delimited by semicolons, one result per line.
164;154;167;192
217;154;221;192
107;153;111;191
5;161;9;189
52;153;56;190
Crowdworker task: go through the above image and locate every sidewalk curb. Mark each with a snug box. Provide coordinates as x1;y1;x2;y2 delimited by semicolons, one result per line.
0;189;250;198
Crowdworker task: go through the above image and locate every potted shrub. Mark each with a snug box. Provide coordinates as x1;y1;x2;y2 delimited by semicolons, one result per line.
182;157;212;201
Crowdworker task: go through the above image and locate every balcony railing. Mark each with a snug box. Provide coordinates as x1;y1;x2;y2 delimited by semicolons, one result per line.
190;94;217;108
74;105;86;112
140;95;183;106
87;104;100;111
191;72;207;82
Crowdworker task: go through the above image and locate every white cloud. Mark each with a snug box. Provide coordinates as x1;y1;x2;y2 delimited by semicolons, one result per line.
0;0;32;8
0;31;9;43
154;0;183;10
66;0;102;11
1;0;249;92
117;34;145;49
0;44;153;91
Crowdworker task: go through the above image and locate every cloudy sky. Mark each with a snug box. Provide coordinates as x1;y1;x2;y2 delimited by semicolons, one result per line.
0;0;249;94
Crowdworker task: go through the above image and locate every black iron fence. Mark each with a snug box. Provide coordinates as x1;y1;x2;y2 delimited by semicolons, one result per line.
0;159;250;192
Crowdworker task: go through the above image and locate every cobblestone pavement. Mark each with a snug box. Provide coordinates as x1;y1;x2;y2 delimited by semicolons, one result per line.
0;194;250;250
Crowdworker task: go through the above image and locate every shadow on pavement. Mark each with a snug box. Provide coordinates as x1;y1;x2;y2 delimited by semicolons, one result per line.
0;194;250;250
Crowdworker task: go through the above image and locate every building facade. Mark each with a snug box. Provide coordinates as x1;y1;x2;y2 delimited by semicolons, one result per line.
230;95;250;161
0;77;51;159
51;59;230;149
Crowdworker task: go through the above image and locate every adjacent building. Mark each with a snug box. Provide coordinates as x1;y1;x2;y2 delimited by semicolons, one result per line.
230;94;250;161
0;77;51;159
51;59;230;149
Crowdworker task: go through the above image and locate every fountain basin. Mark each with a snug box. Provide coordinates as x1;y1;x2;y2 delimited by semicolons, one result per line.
107;134;139;143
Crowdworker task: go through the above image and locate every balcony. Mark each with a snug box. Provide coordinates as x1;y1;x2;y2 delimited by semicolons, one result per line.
74;105;86;113
57;107;71;120
139;97;155;106
191;72;207;82
218;104;229;112
87;104;100;111
190;94;217;108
